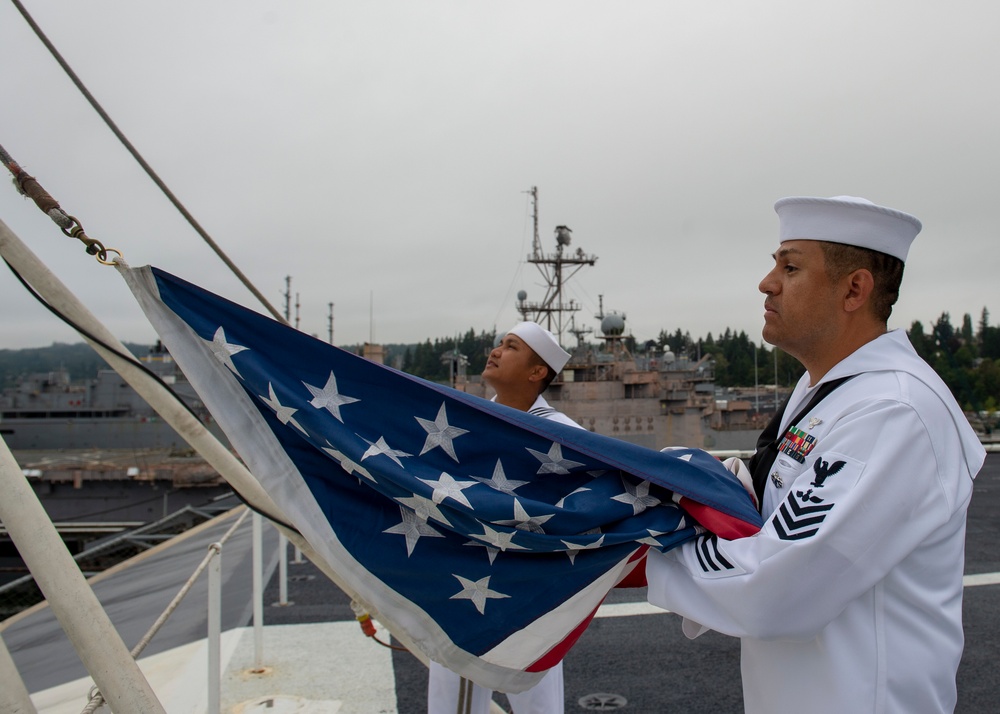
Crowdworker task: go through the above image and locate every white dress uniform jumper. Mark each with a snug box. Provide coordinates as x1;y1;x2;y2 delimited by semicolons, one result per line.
647;330;985;713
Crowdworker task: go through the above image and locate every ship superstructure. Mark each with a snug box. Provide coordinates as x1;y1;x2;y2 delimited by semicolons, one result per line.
459;187;777;451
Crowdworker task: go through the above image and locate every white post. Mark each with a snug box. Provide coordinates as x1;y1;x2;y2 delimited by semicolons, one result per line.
0;218;286;522
292;544;304;564
0;632;36;714
207;543;222;714
252;512;264;667
277;532;289;606
0;438;165;713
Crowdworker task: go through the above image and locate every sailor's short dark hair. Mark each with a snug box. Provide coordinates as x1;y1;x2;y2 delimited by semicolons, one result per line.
820;241;905;323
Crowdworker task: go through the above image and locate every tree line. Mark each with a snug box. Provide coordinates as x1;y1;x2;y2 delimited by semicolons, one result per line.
389;310;1000;414
0;342;151;389
907;309;1000;412
643;308;1000;411
3;308;998;413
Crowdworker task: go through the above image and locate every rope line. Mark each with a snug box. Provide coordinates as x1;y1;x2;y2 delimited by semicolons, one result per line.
7;0;288;323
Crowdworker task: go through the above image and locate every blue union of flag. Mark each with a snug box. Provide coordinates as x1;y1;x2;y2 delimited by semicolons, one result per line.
123;265;761;692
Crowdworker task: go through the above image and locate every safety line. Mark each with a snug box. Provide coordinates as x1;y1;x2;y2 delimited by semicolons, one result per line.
8;0;288;325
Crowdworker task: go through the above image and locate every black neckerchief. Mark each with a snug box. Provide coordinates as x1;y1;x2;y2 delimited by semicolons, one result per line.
748;375;854;512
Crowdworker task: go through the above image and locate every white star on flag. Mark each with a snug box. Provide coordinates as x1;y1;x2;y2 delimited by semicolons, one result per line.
562;528;605;563
470;522;527;552
258;383;307;434
471;459;528;495
562;534;606;550
322;444;376;482
207;326;248;376
397;494;453;527
415;403;469;462
303;371;360;422
464;539;502;564
496;499;555;534
526;442;585;475
638;528;671;546
419;472;477;509
612;477;661;515
450;574;510;615
383;506;444;556
555;486;591;509
360;436;412;468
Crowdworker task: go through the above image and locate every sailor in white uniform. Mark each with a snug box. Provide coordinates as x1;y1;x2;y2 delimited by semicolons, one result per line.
646;196;986;713
428;321;579;714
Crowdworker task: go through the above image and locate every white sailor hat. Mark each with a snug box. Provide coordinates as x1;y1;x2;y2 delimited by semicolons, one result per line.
506;322;571;373
774;195;922;262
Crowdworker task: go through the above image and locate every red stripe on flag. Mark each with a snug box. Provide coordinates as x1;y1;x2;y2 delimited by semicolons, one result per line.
526;603;599;672
679;496;760;539
526;548;650;671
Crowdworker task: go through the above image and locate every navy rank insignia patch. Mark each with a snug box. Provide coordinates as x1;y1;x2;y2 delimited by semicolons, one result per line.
693;534;745;578
772;457;847;541
773;494;834;540
777;425;816;463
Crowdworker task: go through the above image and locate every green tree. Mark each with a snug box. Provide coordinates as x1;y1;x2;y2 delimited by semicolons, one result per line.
980;308;1000;360
907;321;933;361
775;348;805;387
961;313;976;356
933;312;959;359
975;359;1000;409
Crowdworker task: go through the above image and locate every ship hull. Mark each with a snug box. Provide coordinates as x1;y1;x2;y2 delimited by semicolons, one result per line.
0;416;227;451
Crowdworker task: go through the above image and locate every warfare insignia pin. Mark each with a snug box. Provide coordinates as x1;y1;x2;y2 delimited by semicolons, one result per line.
770;470;783;488
808;417;822;429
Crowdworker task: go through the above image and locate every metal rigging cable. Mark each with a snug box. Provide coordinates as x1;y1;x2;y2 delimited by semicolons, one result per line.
8;0;289;325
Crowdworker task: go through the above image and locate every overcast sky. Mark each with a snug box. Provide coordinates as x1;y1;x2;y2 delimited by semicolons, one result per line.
1;1;996;354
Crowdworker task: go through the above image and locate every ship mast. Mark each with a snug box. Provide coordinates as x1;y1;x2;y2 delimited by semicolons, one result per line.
515;187;597;345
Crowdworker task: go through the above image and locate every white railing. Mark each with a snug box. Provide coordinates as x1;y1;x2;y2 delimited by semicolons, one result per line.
0;435;165;713
77;508;250;714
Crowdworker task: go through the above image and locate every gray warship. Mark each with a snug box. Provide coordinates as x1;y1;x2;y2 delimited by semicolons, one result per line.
0;344;234;578
0;342;227;451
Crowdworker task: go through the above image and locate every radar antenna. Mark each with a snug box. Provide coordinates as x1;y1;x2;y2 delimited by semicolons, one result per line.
516;187;598;345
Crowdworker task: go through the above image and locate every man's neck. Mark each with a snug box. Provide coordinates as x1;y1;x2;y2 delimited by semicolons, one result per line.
493;389;539;413
803;324;886;386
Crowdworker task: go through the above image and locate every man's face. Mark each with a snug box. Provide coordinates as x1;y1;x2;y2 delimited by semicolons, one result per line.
482;334;544;390
758;240;843;360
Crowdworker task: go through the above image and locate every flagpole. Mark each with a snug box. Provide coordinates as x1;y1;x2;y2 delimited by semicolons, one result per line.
0;217;286;521
0;436;166;713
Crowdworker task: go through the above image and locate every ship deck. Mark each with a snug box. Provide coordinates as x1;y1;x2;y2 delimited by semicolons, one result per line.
3;453;999;713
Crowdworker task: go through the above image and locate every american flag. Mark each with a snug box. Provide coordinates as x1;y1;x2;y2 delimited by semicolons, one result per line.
123;265;761;692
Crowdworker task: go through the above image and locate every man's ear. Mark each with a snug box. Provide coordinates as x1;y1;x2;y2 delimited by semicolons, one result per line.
843;268;875;314
526;363;548;384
